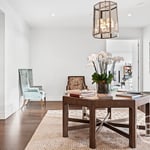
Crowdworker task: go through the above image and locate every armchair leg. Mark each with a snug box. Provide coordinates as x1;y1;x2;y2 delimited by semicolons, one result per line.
44;97;46;107
21;99;29;109
40;99;43;107
40;98;46;108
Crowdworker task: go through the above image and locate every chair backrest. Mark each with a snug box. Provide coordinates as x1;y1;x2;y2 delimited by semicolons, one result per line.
18;69;33;95
66;76;88;90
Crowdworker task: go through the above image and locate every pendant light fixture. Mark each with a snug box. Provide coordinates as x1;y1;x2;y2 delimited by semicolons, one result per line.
93;0;119;39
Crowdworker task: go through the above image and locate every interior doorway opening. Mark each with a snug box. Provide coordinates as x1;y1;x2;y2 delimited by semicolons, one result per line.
106;39;139;91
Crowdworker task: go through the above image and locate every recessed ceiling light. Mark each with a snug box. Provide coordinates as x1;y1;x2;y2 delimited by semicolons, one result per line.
51;13;55;17
128;13;132;17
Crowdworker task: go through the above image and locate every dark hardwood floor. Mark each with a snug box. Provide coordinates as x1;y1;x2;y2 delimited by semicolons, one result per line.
0;101;62;150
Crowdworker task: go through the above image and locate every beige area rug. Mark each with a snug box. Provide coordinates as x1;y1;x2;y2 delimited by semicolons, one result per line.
25;109;150;150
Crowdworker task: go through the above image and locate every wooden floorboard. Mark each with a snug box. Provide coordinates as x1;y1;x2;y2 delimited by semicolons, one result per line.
0;101;62;150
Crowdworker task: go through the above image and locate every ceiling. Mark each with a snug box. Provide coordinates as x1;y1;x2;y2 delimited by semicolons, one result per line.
6;0;150;28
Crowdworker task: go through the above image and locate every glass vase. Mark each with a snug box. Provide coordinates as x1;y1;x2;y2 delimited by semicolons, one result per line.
97;81;110;94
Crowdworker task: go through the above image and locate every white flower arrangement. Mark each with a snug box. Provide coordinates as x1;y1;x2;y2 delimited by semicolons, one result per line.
88;51;124;84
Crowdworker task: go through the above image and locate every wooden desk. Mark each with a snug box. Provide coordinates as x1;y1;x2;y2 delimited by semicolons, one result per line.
62;95;150;149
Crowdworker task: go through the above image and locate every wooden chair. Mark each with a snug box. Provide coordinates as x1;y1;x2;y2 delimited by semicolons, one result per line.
66;76;88;119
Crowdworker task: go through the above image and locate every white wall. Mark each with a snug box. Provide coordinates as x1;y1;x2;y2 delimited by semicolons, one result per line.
0;10;5;118
0;0;30;119
30;27;106;100
143;25;150;92
106;40;133;62
118;27;142;40
30;27;143;100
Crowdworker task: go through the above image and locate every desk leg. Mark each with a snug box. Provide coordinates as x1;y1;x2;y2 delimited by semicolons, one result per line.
89;105;96;149
146;103;150;136
129;107;136;148
63;102;68;137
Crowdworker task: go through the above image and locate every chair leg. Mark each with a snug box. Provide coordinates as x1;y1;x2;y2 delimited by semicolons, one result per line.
82;107;88;119
40;99;43;107
40;99;46;108
44;96;46;107
22;100;26;109
21;99;29;109
25;99;29;105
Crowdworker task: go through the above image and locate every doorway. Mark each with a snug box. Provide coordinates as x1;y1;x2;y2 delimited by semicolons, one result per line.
106;39;139;91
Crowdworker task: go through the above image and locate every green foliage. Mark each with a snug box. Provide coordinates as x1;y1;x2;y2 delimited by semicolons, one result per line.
92;72;113;84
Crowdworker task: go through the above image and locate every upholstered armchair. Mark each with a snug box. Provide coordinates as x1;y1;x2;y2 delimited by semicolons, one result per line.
18;69;46;108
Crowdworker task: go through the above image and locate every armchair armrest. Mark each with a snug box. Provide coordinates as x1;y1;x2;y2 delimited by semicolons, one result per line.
31;85;43;90
24;87;40;93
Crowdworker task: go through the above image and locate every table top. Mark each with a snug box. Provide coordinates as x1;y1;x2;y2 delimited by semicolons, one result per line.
63;93;150;108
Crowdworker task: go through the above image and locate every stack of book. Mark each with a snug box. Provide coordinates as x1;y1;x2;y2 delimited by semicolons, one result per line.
80;90;96;97
65;90;81;97
116;91;143;99
65;89;96;98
